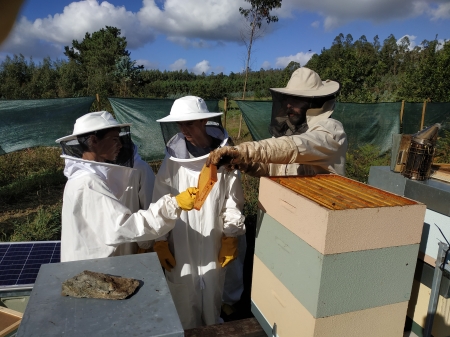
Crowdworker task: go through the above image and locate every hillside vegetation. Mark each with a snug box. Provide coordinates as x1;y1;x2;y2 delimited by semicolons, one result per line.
1;27;449;242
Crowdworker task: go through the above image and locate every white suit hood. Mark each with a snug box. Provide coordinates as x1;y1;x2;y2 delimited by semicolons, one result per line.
62;155;135;201
165;124;228;171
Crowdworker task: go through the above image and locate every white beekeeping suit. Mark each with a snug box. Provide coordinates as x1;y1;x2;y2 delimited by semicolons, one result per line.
153;96;246;329
116;143;156;254
56;111;197;262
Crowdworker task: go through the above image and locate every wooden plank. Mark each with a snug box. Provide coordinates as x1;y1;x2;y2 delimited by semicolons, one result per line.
430;164;450;183
194;164;217;210
184;318;266;337
0;307;22;337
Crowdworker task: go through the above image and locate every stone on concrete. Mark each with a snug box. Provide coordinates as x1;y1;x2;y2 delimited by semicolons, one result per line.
61;270;139;300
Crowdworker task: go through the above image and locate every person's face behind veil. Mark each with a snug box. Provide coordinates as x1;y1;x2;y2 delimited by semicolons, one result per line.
176;119;208;147
269;93;310;137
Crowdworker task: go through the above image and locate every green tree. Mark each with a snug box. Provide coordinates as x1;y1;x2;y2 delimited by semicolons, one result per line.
0;54;33;99
29;57;59;99
114;55;143;97
64;26;130;103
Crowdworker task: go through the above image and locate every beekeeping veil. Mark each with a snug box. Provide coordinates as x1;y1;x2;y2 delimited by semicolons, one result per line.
55;111;134;168
156;96;224;159
269;67;340;137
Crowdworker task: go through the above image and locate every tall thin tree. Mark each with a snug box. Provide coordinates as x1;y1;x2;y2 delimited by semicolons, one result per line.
237;0;282;138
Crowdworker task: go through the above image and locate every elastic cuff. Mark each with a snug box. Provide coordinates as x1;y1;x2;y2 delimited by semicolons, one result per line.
171;196;180;209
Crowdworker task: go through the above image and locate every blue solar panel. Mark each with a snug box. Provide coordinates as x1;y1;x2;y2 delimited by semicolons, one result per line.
0;241;60;288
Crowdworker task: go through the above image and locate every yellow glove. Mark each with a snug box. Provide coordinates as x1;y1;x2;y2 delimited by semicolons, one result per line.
153;241;176;272
175;187;198;211
218;236;238;268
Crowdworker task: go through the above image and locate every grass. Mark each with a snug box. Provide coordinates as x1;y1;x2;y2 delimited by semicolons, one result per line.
0;147;65;241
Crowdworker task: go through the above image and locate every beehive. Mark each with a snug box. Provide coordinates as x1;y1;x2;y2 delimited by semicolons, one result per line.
252;175;426;337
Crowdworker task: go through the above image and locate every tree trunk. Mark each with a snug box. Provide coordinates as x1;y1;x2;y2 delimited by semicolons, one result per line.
238;17;257;139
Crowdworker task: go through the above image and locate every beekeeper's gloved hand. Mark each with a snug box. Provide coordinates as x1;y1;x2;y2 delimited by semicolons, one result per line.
153;241;176;272
206;147;242;168
175;187;198;211
218;236;239;268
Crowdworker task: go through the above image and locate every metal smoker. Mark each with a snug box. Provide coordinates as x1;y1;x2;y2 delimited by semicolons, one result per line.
401;123;441;181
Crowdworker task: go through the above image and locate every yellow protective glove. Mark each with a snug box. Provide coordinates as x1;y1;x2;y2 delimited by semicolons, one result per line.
153;241;176;272
218;236;239;268
175;187;198;211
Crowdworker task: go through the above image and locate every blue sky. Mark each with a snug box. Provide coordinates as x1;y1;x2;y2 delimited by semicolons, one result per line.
1;0;449;75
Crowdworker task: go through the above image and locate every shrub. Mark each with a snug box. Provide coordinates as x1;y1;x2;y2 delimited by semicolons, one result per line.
8;203;62;242
435;130;450;163
345;144;391;183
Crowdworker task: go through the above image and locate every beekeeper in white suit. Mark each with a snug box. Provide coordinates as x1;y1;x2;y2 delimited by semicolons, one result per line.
56;111;198;262
207;67;348;176
152;96;246;329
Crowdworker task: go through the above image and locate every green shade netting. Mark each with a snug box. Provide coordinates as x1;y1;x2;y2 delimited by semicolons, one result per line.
108;98;220;162
401;102;450;135
0;97;95;155
420;103;450;136
236;101;402;154
236;100;272;141
402;103;424;135
332;102;401;154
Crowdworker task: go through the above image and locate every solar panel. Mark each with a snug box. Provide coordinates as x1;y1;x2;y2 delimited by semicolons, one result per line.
0;241;60;289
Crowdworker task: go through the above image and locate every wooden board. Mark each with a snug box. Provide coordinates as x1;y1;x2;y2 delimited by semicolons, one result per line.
0;307;22;337
430;163;450;183
194;164;217;210
184;317;265;337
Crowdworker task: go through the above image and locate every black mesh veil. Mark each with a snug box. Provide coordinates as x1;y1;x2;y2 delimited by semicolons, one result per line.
159;116;223;158
59;126;134;168
269;90;309;137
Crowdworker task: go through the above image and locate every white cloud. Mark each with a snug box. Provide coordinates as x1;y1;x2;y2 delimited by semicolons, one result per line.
278;0;447;30
429;2;450;20
261;61;271;69
0;0;156;57
169;58;187;71
192;60;210;74
135;58;159;70
138;0;245;43
167;36;210;49
2;0;449;67
311;20;320;28
275;51;315;68
397;35;417;50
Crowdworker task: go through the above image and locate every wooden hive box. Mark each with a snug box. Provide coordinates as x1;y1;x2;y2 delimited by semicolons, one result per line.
252;175;426;337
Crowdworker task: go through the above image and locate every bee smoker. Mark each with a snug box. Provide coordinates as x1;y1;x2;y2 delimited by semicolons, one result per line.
401;123;441;181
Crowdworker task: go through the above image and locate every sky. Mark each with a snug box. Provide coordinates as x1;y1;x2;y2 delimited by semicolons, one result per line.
0;0;449;75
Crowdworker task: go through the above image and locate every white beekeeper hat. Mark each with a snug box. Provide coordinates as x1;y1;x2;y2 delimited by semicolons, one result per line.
157;96;222;122
270;67;340;97
55;111;131;143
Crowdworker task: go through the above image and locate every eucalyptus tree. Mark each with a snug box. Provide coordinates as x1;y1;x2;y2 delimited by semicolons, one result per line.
238;0;282;137
239;0;282;100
